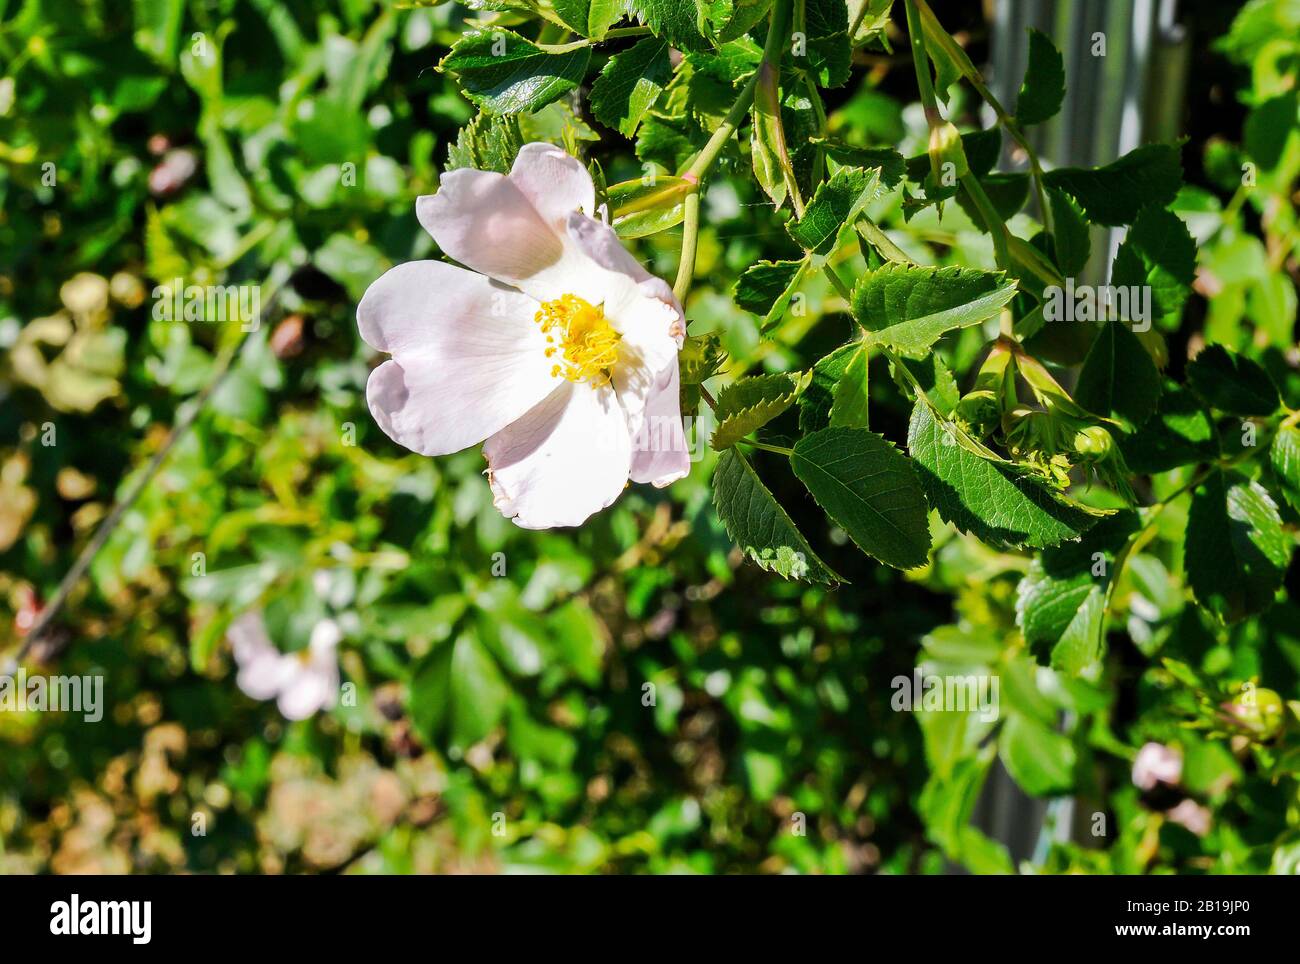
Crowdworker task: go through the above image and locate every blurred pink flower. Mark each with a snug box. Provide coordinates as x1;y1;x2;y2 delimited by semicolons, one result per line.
229;612;340;721
1166;798;1212;837
1132;741;1183;790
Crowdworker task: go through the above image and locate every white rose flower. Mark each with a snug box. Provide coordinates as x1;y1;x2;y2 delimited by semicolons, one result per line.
358;142;690;529
229;612;341;721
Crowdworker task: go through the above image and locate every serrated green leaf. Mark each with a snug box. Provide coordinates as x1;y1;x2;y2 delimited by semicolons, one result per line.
1186;344;1281;416
713;0;772;42
787;166;881;254
1047;187;1090;276
1042;143;1183;227
1015;28;1065;126
712;371;811;448
733;257;811;333
552;0;625;38
1016;511;1139;673
631;0;712;51
1186;470;1292;624
1271;424;1300;514
851;264;1017;357
1119;379;1219;473
815;141;905;188
908;401;1099;550
790;427;931;569
1074;321;1162;429
445;111;524;173
829;345;870;428
712;447;843;583
799;341;859;433
591;38;672;137
1110;206;1196;324
440;30;591;115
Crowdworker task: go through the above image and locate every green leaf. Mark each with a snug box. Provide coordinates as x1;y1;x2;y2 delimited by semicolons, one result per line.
1043;143;1183;227
955;172;1030;223
133;0;183;66
1074;321;1162;429
713;0;772;43
1120;380;1219;474
1016;511;1139;673
552;0;625;38
712;371;811;449
606;173;692;237
897;354;961;416
1048;187;1090;276
591;38;672;137
1186;471;1292;624
449;631;511;746
799;341;859;433
445;112;523;173
733;257;811;333
1000;714;1075;796
631;0;711;52
816;141;906;188
412;632;511;747
829;345;870;428
908;401;1100;550
440;30;591;115
1186;344;1281;416
790;427;932;569
1110;206;1196;324
1270;424;1300;514
1015;28;1065;126
712;447;843;584
787;166;881;255
851;264;1017;358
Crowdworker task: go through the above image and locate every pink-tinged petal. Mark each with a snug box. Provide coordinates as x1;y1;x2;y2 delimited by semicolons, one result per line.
508;142;596;231
630;363;691;487
359;261;560;456
277;659;338;721
417;168;575;296
565;210;654;284
563;214;685;429
230;613;288;701
484;381;632;529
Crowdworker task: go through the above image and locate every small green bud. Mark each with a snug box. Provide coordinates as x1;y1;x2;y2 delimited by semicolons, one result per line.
1072;425;1114;460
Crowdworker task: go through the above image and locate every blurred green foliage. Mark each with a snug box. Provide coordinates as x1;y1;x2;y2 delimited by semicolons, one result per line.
0;0;1297;874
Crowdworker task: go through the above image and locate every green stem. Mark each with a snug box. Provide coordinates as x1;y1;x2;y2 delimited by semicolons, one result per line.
536;25;651;52
857;218;914;265
911;0;1053;234
673;190;700;304
960;171;1011;269
821;263;853;302
684;72;759;183
903;0;939;123
743;439;795;457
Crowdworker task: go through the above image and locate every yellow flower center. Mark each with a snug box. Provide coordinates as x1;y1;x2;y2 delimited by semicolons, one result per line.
536;294;620;387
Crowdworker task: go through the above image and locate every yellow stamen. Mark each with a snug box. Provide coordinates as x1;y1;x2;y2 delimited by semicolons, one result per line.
534;294;620;386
